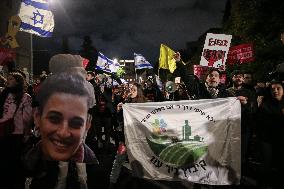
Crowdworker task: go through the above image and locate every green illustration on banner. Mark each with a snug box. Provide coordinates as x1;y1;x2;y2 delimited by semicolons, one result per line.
146;119;208;167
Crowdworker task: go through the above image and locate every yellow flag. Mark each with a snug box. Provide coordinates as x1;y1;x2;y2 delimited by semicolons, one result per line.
159;44;176;73
1;15;21;48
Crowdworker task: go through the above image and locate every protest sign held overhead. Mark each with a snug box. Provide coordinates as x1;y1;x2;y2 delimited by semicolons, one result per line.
200;33;232;70
227;43;255;64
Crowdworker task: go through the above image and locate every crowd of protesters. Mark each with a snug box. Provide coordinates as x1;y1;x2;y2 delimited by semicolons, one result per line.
0;53;283;189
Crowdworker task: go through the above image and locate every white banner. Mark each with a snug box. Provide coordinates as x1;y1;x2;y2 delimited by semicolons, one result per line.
123;97;241;185
200;33;232;70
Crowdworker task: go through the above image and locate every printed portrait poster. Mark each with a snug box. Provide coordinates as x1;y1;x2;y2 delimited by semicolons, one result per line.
200;33;232;70
123;98;241;185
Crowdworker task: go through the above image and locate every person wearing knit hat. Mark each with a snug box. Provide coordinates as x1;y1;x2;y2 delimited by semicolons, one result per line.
49;54;87;77
48;54;96;107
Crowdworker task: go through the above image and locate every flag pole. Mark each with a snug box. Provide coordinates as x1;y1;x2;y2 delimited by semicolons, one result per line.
135;69;138;83
30;33;33;84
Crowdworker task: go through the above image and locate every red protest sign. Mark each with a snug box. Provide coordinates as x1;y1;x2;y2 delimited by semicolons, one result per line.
193;65;209;82
0;48;16;66
227;43;254;64
82;58;89;69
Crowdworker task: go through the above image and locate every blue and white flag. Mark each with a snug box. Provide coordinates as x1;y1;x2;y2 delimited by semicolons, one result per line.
96;52;120;73
134;53;153;70
18;0;54;37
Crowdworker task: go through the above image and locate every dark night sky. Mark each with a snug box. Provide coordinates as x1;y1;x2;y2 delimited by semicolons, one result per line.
35;0;227;63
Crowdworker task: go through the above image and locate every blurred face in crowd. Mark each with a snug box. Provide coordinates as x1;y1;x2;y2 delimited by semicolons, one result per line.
244;74;253;85
146;81;153;89
86;73;94;81
6;75;18;88
113;87;119;94
232;74;244;87
256;82;266;88
35;93;90;161
35;78;41;84
271;84;283;101
130;84;138;98
206;71;220;87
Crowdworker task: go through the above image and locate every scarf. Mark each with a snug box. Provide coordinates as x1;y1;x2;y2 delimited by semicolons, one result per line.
205;83;219;98
23;142;98;189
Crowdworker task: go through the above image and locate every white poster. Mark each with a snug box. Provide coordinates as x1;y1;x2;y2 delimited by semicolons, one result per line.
200;33;232;70
123;98;241;185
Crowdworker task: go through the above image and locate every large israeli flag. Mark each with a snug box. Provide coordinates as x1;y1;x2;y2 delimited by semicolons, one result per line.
96;52;120;73
134;53;153;70
18;0;54;37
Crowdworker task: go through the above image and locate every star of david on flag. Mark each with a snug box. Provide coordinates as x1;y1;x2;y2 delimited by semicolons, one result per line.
134;53;153;70
96;52;120;73
18;0;54;37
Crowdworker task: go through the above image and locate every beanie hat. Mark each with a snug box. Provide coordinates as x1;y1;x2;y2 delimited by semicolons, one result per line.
49;54;86;76
48;54;96;107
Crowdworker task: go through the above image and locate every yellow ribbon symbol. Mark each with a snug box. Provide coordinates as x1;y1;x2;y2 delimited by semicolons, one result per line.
0;15;21;48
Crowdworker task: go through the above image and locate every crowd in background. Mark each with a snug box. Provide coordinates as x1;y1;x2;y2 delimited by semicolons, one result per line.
0;54;283;189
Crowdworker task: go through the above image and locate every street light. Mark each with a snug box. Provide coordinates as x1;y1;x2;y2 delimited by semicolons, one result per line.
49;0;56;4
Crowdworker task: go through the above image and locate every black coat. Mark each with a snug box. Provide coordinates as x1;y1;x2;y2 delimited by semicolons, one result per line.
22;143;107;189
257;97;284;143
198;83;230;99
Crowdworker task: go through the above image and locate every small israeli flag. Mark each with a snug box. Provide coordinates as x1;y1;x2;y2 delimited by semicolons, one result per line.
96;52;120;73
18;0;54;37
134;53;153;70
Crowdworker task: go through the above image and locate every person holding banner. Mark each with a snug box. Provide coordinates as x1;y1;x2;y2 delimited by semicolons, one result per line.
110;83;149;188
199;68;229;99
226;70;257;182
115;83;146;148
